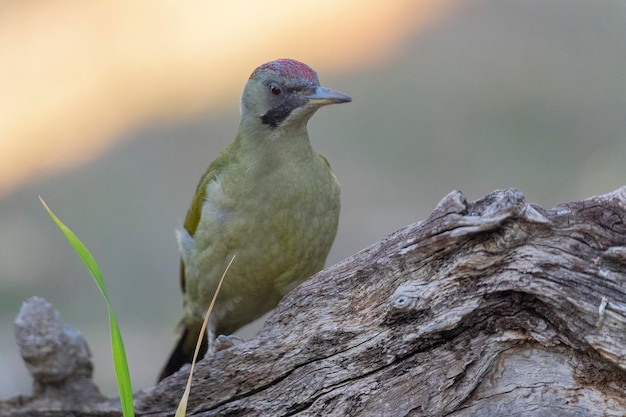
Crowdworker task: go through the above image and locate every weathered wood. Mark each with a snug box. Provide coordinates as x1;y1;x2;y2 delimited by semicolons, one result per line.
3;187;626;416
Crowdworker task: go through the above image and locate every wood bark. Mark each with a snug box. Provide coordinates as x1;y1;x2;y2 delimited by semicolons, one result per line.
3;187;626;417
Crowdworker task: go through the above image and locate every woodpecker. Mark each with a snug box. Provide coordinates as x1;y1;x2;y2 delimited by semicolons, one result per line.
159;59;351;381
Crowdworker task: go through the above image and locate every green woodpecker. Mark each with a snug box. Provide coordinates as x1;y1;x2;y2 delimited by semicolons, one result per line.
158;59;351;381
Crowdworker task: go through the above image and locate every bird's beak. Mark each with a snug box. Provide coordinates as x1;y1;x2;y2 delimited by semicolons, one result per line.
305;86;352;106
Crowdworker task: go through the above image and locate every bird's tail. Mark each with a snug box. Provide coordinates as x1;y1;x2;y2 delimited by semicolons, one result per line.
158;321;207;382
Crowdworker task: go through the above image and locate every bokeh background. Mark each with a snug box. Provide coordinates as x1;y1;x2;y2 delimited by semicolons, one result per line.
1;0;625;398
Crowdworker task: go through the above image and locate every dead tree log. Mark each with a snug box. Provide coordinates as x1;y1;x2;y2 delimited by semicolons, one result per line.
3;187;626;417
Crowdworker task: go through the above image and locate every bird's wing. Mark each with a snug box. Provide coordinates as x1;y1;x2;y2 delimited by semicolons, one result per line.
179;140;237;292
316;153;334;172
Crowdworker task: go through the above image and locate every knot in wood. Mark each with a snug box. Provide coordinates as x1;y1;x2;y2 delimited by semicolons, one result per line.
391;284;425;310
384;282;432;325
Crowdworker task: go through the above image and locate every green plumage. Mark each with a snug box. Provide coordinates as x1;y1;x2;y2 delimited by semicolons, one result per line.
159;59;350;381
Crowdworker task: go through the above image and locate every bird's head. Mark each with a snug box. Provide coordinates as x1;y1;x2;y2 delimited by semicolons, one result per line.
240;59;351;135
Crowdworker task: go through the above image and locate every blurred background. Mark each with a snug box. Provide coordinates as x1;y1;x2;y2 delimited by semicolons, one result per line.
1;0;625;398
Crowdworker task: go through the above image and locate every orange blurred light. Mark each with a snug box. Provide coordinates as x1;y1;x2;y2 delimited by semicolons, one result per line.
0;0;456;198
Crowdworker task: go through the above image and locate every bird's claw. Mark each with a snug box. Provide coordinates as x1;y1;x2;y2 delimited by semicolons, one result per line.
214;334;244;352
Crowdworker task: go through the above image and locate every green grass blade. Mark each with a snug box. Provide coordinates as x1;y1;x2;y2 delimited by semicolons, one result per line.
39;197;109;302
40;197;135;417
110;312;134;415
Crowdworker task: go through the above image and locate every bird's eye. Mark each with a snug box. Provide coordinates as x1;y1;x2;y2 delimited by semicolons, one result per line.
269;84;282;96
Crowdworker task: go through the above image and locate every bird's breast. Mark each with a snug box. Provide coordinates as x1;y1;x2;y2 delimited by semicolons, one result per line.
182;153;339;329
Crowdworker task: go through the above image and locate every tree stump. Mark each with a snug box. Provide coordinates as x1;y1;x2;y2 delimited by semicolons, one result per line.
3;187;626;417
